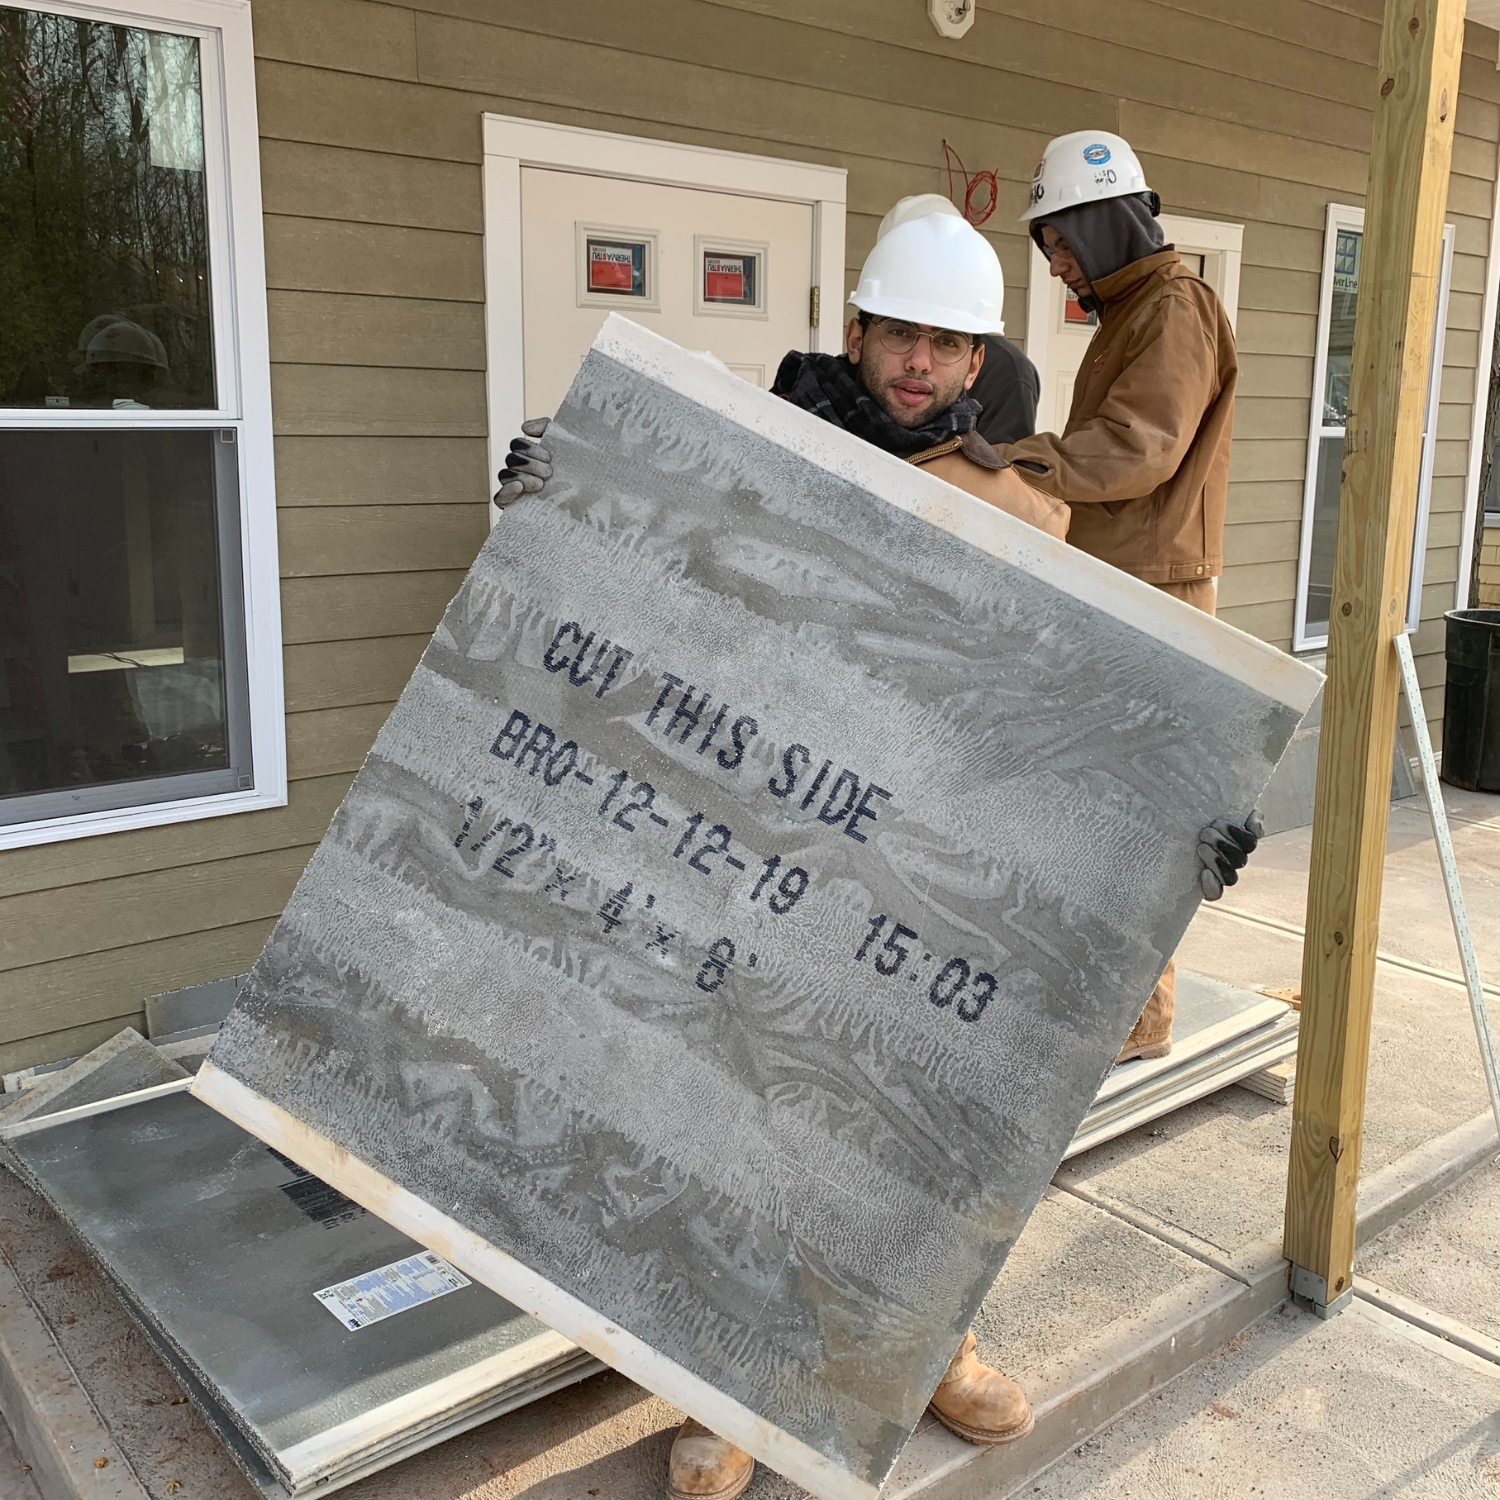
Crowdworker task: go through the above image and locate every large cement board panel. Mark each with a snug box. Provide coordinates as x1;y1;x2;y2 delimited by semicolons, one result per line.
196;317;1321;1500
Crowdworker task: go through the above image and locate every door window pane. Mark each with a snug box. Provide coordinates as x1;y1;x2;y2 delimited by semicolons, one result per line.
0;430;237;815
0;7;215;409
1303;435;1344;632
1323;229;1360;425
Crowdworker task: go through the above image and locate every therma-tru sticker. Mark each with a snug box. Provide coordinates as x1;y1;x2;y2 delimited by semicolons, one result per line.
703;251;756;305
695;238;767;317
586;238;648;297
1063;288;1097;327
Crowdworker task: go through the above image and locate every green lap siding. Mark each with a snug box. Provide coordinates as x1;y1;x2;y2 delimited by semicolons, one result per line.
2;0;1494;1065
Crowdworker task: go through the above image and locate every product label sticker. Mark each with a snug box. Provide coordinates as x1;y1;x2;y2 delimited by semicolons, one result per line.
587;239;647;296
703;252;756;306
313;1251;471;1331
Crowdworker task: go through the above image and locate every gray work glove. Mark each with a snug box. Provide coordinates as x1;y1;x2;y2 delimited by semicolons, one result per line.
494;417;552;509
1197;811;1264;900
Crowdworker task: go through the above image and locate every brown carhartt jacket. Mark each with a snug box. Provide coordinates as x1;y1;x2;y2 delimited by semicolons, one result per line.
907;430;1070;540
1001;250;1237;583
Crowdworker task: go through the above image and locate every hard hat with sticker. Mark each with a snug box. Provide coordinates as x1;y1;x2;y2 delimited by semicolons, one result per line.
1018;130;1151;222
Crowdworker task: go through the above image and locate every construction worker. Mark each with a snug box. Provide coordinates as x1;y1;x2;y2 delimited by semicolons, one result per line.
999;130;1259;1063
872;194;1041;445
767;210;1067;537
494;209;1261;1500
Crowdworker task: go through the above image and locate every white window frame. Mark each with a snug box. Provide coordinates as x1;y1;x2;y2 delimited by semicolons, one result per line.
0;0;284;850
481;114;847;516
1293;203;1455;652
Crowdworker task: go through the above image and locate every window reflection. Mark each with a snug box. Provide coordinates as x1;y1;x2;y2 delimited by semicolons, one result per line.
1304;435;1345;630
0;431;229;801
1322;229;1359;426
0;8;215;409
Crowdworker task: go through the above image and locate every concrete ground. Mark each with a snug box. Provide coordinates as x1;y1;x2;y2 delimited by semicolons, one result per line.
0;1414;42;1500
1361;1150;1500;1349
0;783;1495;1500
1029;1147;1500;1500
1025;1295;1500;1499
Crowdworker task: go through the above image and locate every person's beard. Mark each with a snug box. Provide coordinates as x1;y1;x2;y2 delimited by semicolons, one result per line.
855;360;969;429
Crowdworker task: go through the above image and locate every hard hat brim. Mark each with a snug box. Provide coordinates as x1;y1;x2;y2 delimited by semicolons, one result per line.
1017;180;1145;223
848;291;1004;337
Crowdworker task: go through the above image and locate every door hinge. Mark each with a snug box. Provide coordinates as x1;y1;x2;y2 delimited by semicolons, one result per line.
809;286;821;329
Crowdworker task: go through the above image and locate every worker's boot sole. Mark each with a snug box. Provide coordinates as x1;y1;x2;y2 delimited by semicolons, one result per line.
1115;1039;1172;1064
929;1405;1035;1446
666;1468;755;1500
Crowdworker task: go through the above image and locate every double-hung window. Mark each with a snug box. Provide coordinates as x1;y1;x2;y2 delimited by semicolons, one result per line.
1293;202;1454;651
0;0;282;847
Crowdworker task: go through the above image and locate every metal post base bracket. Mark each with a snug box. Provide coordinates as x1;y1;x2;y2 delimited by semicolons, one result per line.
1290;1263;1355;1319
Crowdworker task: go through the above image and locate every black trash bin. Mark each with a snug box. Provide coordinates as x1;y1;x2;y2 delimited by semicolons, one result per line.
1441;609;1500;792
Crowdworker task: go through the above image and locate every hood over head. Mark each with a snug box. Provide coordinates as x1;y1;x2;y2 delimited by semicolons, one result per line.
1030;192;1165;313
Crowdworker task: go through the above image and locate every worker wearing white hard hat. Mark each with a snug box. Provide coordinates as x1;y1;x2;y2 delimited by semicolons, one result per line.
500;210;1068;547
875;196;1041;447
760;210;1066;543
1000;129;1255;1066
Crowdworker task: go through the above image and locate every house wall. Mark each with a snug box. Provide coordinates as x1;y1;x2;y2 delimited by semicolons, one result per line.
0;0;1496;1072
1481;518;1500;606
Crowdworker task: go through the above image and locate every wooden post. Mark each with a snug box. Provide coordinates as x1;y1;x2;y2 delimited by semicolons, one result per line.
1283;0;1466;1314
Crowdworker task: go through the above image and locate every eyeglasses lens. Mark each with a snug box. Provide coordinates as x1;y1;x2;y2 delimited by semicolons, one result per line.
876;322;972;365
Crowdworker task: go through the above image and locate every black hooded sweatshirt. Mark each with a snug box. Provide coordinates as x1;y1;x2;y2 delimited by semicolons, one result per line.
1029;192;1166;314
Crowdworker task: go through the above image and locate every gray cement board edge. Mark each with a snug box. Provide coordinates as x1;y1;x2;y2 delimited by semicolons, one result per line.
0;1249;145;1500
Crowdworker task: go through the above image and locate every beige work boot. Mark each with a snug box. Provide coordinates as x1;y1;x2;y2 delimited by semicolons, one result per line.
1116;959;1175;1064
666;1418;755;1500
928;1330;1034;1444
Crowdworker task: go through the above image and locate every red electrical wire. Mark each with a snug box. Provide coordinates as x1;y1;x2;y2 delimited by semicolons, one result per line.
943;140;998;227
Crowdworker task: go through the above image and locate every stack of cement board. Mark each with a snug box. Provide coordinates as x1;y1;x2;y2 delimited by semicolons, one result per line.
0;1039;602;1497
1064;970;1299;1159
0;974;243;1096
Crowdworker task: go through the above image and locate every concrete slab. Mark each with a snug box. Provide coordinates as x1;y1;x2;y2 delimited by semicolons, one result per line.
1361;1159;1500;1346
1218;788;1500;983
1054;932;1493;1267
0;1250;143;1500
0;1410;44;1500
0;1170;1262;1500
1021;1298;1500;1499
4;1108;1489;1500
975;1189;1234;1388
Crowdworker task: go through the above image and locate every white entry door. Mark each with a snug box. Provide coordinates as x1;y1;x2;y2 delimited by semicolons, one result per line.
519;170;815;419
1024;214;1244;435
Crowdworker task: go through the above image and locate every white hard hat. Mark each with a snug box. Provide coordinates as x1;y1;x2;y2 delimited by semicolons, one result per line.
1019;130;1152;223
78;318;169;370
850;213;1005;335
876;193;962;241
